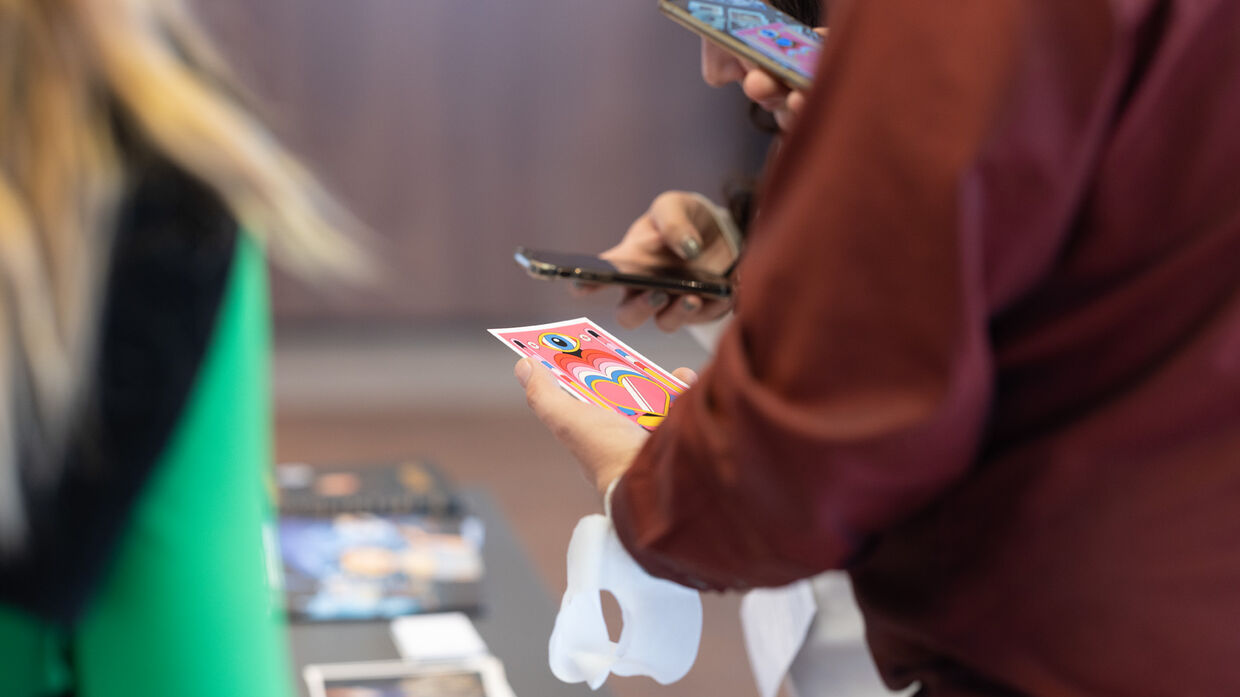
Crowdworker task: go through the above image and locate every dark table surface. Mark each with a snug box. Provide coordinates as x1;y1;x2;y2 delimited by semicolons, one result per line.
288;487;604;697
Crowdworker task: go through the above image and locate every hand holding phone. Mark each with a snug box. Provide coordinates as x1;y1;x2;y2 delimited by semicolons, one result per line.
660;0;824;91
515;249;732;298
606;190;740;331
518;192;739;332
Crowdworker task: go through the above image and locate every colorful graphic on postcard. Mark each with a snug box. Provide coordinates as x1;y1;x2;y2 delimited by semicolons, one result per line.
489;318;688;431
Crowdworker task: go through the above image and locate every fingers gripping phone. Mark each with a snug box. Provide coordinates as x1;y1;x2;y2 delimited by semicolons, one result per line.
514;247;733;299
659;0;823;91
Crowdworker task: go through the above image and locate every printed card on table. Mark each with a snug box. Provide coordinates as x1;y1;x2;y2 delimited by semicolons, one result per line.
489;317;688;431
304;657;515;697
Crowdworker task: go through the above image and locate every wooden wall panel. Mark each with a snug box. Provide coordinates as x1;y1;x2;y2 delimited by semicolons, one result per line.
195;0;767;324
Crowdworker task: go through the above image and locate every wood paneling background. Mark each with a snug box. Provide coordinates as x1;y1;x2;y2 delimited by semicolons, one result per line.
195;0;768;325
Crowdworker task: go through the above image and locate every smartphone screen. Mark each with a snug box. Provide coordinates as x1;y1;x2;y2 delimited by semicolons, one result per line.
660;0;823;89
515;248;732;298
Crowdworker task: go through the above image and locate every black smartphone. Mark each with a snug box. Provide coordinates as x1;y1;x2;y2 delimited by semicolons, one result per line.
658;0;823;91
514;247;733;299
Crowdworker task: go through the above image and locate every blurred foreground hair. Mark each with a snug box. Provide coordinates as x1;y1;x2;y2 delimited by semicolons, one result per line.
0;0;369;547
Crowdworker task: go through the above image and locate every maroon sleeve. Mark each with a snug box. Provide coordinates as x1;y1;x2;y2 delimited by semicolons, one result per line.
611;0;1125;590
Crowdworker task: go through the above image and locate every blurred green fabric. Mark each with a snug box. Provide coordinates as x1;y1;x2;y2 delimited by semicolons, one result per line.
0;233;292;697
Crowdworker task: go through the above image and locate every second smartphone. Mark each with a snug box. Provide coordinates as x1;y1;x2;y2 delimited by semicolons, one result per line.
659;0;823;91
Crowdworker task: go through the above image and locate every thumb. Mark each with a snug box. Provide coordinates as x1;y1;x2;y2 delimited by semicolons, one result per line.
650;192;716;260
515;357;581;423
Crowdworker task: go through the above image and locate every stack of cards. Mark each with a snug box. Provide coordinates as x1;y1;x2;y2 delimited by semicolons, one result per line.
489;318;689;431
390;613;489;662
277;460;463;518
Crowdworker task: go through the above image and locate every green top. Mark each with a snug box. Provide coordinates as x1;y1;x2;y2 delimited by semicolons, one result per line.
0;234;292;697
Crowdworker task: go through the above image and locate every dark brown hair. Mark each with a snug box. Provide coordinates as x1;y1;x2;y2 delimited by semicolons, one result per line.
768;0;822;27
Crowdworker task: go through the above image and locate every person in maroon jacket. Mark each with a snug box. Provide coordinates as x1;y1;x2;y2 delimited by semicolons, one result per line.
514;0;1240;695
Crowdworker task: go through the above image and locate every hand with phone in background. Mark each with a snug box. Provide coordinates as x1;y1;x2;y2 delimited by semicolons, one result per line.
664;0;826;131
534;0;825;333
590;1;824;331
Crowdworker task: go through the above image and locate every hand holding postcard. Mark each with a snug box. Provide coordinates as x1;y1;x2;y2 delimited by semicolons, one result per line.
489;318;688;431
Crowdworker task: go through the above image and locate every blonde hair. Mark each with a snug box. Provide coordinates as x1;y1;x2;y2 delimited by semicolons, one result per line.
0;0;369;547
